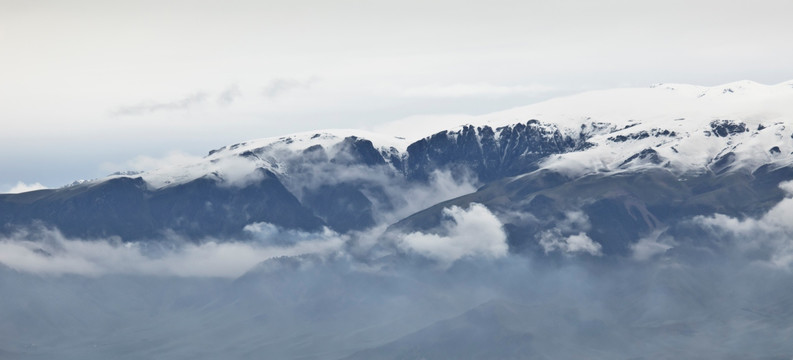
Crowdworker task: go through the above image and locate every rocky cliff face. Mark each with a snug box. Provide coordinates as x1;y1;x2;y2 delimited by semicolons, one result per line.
404;121;589;182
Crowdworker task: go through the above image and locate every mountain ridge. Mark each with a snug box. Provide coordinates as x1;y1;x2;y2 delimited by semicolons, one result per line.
28;79;793;192
2;81;793;251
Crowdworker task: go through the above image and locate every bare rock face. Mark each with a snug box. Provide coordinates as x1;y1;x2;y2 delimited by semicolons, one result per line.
405;121;586;182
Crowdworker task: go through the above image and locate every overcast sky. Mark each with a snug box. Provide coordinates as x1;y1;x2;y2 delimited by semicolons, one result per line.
2;0;792;191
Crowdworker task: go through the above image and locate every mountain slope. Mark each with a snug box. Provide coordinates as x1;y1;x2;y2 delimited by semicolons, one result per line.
393;164;793;256
0;169;324;240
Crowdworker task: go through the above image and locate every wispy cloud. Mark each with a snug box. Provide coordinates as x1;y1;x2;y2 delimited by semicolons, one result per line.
101;151;267;188
370;114;478;142
100;151;203;181
217;84;242;105
112;92;208;116
263;77;319;98
5;181;47;194
403;83;555;98
630;229;675;261
0;225;344;278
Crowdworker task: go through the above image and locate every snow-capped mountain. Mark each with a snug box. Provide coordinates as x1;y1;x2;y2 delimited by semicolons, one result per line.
2;80;793;253
4;81;793;360
99;79;793;188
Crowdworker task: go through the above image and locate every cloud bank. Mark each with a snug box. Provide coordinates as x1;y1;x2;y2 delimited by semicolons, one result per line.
0;203;506;278
3;178;793;359
0;226;344;278
695;180;793;268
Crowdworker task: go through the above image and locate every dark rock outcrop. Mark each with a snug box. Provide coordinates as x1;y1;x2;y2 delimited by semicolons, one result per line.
405;121;586;182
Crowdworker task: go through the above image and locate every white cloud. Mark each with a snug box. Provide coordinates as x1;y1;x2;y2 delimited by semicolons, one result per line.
537;211;602;256
403;83;555;98
539;232;602;256
387;171;478;222
112;92;208;116
282;153;477;225
102;151;266;188
695;181;793;268
0;226;345;278
630;230;675;261
779;180;793;195
565;233;602;255
208;156;267;188
6;181;47;194
399;203;508;265
108;151;203;173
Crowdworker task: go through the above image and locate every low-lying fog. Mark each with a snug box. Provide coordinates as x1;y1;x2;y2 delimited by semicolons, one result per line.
2;184;793;359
